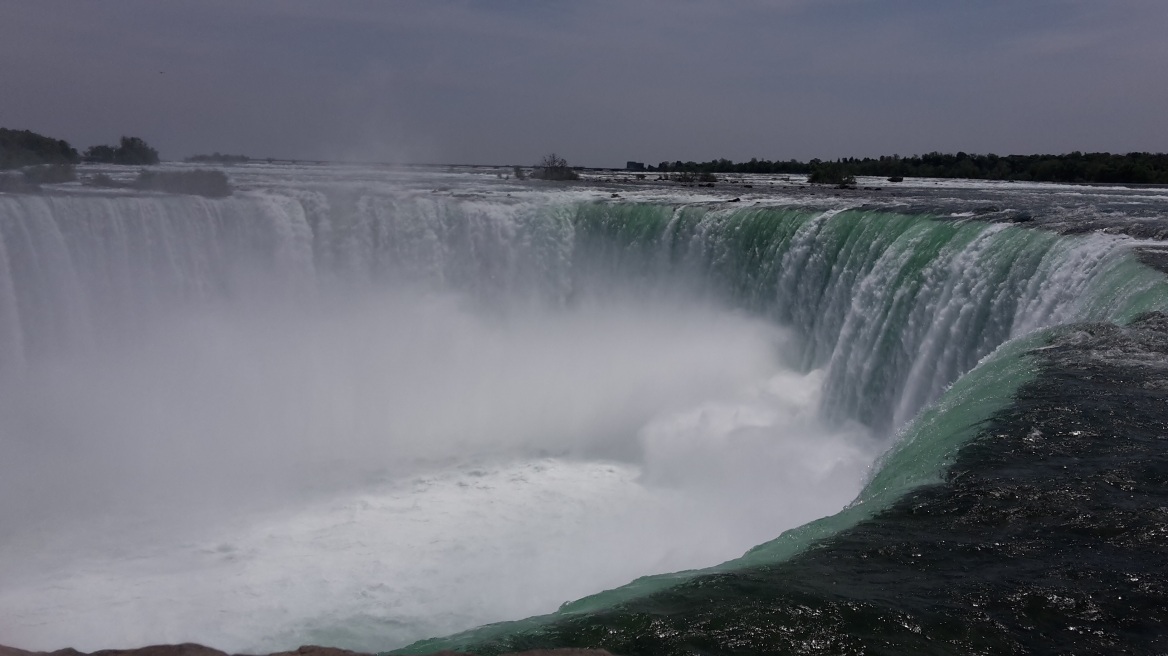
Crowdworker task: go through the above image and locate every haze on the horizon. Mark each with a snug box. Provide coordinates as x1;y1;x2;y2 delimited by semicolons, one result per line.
1;0;1166;168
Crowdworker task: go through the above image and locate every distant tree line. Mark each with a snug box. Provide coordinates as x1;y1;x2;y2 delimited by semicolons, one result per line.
0;128;80;168
84;136;159;165
653;158;809;176
1;128;160;170
0;127;238;197
653;151;1168;185
186;152;250;164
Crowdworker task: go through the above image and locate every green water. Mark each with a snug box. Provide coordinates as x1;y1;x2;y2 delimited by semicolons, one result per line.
389;203;1168;655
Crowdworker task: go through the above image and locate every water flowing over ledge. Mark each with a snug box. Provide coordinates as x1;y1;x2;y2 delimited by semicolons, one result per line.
1;167;1166;653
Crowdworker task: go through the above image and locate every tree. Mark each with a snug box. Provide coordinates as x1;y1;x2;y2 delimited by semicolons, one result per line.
0;128;79;169
531;153;579;181
115;136;158;164
808;162;855;187
84;136;160;165
83;145;116;162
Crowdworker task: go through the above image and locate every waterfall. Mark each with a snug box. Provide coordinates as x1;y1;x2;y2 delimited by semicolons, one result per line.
1;192;1162;433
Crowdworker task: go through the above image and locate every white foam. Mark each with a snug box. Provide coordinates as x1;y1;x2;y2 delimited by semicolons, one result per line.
0;459;659;652
0;289;879;653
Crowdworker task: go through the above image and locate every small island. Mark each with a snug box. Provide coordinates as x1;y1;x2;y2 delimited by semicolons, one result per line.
0;128;231;197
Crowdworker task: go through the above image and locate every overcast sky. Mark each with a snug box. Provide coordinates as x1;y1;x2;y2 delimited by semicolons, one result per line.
2;0;1166;167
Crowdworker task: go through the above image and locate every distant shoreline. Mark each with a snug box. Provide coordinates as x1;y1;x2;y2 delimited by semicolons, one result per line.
5;125;1167;186
169;155;1168;188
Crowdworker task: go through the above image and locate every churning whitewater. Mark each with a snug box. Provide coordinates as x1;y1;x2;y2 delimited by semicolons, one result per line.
0;165;1166;653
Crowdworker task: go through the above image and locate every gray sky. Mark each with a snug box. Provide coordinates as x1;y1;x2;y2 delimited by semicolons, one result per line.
2;0;1166;167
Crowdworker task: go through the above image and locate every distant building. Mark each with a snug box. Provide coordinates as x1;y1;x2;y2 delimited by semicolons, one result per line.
626;161;646;171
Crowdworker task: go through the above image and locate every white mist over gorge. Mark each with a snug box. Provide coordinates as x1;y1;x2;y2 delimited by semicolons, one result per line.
2;165;1166;653
0;168;877;652
1;293;870;650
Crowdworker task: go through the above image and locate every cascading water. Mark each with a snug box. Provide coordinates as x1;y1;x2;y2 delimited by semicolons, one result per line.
0;168;1165;653
567;202;1160;429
